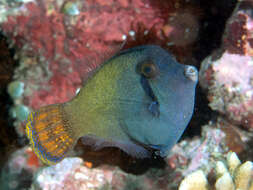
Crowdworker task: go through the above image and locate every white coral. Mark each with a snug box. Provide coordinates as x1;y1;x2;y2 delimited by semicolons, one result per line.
179;170;208;190
178;152;253;190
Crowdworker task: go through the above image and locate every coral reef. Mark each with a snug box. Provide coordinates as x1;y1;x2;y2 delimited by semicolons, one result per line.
23;121;253;190
1;0;253;190
178;152;253;190
33;157;113;190
0;0;202;108
179;170;208;190
199;1;253;131
168;125;228;176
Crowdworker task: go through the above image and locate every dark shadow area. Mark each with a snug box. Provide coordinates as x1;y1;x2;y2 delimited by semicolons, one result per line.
182;84;219;138
74;139;166;175
193;0;237;62
182;0;236;138
239;138;253;162
0;34;21;168
0;166;33;190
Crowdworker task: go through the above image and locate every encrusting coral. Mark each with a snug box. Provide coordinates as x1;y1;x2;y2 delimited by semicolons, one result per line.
178;152;253;190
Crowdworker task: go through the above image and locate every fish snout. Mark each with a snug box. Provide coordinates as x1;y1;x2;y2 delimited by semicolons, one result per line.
184;65;198;82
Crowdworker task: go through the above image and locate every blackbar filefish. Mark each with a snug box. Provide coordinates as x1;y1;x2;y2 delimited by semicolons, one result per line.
25;45;198;165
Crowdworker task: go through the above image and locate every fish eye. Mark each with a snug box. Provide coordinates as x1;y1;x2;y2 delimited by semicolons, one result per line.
138;60;158;78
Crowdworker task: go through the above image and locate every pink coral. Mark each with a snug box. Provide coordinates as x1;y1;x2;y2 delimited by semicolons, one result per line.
199;2;253;130
1;0;166;108
1;0;160;109
1;0;202;110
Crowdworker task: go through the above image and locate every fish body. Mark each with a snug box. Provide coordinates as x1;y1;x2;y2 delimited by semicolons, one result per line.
25;45;198;165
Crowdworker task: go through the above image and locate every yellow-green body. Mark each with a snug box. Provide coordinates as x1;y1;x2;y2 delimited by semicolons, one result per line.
64;53;137;141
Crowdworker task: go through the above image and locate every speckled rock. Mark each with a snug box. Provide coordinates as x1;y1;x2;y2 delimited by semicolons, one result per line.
33;158;114;190
199;2;253;131
167;124;227;176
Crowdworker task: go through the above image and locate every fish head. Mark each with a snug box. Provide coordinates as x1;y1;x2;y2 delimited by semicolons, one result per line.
111;45;198;157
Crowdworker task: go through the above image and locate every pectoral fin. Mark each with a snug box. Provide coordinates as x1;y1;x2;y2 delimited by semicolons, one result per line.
79;135;151;159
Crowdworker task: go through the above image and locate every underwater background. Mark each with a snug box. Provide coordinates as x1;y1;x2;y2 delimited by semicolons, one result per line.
0;0;252;189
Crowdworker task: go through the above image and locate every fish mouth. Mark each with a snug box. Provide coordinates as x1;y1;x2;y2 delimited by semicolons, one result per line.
184;65;198;82
149;144;168;158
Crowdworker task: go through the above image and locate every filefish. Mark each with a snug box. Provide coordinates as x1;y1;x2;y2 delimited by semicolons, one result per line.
25;45;198;165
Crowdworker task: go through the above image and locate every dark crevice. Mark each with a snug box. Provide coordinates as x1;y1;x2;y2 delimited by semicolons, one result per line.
183;0;237;138
0;33;21;167
182;85;219;139
193;0;237;62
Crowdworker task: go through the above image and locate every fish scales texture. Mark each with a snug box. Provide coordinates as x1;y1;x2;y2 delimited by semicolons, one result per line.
25;45;198;165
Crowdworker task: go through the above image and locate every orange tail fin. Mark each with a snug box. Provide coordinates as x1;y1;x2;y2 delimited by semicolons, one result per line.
25;104;76;165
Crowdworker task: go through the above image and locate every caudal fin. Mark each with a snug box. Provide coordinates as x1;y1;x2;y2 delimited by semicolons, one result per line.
25;104;77;165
